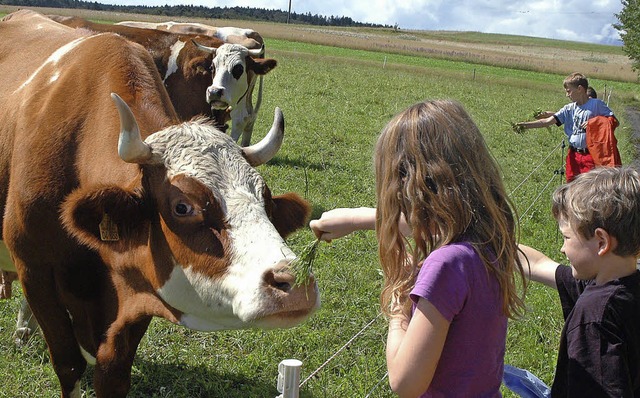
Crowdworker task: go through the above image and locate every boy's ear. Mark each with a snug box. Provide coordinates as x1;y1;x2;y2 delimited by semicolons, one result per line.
594;227;615;256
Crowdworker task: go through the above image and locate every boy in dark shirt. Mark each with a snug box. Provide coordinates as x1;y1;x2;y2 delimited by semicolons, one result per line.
519;166;640;397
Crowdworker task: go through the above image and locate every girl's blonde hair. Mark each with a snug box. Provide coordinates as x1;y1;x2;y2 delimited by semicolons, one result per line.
375;100;526;319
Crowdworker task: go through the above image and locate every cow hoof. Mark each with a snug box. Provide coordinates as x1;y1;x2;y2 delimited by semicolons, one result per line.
13;327;32;347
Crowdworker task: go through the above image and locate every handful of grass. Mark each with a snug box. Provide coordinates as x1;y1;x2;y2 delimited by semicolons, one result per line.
510;122;525;134
291;238;321;287
532;108;544;118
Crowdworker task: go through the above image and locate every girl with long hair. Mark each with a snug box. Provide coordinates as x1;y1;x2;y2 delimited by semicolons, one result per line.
311;99;527;397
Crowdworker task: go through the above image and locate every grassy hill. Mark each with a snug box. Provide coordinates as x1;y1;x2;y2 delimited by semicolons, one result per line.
1;4;637;83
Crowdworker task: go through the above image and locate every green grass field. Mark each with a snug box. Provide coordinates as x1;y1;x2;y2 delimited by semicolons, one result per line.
0;8;639;397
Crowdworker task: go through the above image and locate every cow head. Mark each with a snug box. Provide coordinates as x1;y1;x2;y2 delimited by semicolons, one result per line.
161;37;232;130
60;94;318;331
194;42;276;113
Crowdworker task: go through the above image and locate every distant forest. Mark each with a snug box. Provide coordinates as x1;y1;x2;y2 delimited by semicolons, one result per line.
0;0;392;28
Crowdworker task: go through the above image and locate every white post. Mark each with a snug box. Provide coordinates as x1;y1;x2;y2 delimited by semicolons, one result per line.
276;359;302;398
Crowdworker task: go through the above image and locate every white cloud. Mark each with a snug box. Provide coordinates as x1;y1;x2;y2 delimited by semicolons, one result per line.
100;0;623;44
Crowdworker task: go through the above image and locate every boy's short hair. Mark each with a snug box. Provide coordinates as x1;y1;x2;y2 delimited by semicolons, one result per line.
552;167;640;257
563;72;589;90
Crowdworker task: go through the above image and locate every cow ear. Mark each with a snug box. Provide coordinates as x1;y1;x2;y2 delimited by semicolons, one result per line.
248;57;277;75
60;185;150;250
270;192;311;238
186;56;212;78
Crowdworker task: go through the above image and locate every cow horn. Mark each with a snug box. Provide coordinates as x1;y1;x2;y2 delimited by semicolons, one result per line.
111;93;154;164
242;107;284;167
192;39;216;54
248;46;264;57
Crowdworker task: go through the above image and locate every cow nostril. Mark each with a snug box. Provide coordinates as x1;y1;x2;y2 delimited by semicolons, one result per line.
263;269;293;293
208;87;223;98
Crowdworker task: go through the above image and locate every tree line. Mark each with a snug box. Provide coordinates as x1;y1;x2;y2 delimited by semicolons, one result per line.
0;0;392;28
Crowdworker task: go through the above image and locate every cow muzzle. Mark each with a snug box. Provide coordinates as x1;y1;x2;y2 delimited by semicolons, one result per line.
257;260;319;325
206;86;228;110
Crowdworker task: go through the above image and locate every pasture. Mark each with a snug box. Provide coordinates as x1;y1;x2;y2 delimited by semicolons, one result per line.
0;6;639;397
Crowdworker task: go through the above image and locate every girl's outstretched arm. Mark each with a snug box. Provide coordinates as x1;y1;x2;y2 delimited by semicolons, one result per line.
309;207;376;242
310;207;410;242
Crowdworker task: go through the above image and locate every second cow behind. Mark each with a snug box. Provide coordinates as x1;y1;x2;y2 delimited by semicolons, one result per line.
50;15;277;146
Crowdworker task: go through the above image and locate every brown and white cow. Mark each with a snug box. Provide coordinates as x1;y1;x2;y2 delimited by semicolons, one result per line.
47;15;228;127
117;20;272;147
0;10;318;397
116;20;264;50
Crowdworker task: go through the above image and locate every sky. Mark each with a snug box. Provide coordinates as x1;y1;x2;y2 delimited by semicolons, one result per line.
102;0;624;45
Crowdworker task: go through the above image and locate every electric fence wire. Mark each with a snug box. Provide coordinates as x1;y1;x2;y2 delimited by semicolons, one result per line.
509;140;564;197
299;313;383;388
518;173;558;222
302;140;566;396
364;371;390;398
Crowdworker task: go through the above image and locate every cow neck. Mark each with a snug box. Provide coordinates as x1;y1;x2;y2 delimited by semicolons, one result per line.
235;84;250;105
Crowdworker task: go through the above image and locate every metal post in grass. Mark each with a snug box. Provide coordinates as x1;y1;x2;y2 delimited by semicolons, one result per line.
276;359;302;398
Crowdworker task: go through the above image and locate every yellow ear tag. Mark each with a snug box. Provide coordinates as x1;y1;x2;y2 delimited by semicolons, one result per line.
99;213;120;242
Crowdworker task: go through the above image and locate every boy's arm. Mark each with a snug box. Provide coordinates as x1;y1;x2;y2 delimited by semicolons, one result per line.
516;115;557;130
535;111;555;119
518;244;559;288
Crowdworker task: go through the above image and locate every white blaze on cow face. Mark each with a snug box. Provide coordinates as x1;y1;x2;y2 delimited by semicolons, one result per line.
164;40;186;81
206;43;250;110
148;121;312;330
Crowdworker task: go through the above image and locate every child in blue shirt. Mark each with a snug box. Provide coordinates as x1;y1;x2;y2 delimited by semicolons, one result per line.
515;73;616;181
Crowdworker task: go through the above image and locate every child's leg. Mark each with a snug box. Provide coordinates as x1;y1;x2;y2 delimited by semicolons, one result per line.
565;152;579;182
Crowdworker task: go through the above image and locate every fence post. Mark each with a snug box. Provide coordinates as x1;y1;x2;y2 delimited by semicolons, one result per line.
276;359;302;398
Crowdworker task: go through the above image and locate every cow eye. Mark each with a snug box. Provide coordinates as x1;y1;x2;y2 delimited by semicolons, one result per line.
231;64;244;80
174;202;194;217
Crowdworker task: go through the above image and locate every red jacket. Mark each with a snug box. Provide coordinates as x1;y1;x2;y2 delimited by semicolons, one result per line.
586;116;621;167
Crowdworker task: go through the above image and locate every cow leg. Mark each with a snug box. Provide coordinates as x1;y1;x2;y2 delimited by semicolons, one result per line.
0;241;17;299
239;74;261;147
14;297;40;345
229;116;243;143
93;316;152;398
252;75;264;120
240;113;258;147
20;275;86;397
0;270;17;299
231;106;253;147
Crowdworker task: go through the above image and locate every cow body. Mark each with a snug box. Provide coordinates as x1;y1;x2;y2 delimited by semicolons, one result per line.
117;20;271;147
0;10;318;397
117;20;264;50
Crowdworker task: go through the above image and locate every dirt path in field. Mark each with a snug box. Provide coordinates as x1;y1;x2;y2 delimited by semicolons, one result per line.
626;106;640;169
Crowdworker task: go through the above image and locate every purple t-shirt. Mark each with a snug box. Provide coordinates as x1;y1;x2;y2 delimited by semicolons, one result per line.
410;242;506;397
